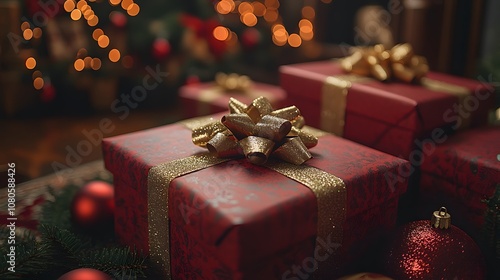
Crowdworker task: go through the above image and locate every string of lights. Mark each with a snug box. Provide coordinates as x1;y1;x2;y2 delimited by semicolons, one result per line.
212;0;320;48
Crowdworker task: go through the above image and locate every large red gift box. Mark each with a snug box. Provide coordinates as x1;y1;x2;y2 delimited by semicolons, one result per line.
280;61;493;159
179;82;286;119
103;114;409;279
419;126;500;259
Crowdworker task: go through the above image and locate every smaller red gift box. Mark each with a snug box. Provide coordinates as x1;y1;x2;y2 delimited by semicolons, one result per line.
279;61;494;159
103;111;409;279
179;81;286;119
419;126;500;245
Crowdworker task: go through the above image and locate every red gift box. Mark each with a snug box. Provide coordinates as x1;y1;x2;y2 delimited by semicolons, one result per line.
179;82;286;119
279;61;494;159
103;114;409;279
419;126;500;242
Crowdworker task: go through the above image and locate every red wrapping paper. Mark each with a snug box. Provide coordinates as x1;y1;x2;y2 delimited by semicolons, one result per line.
279;61;494;159
103;116;409;278
419;126;500;236
179;82;287;119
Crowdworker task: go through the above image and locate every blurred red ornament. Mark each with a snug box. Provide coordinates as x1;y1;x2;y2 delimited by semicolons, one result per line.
41;84;56;103
180;14;227;59
152;38;171;61
71;181;114;229
241;28;261;50
110;11;127;28
382;207;486;280
58;268;111;280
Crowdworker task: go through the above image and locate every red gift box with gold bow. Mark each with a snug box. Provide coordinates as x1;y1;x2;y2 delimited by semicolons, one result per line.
103;97;409;279
280;44;494;159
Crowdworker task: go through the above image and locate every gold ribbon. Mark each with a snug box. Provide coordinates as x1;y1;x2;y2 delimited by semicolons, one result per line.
193;96;318;165
147;105;346;278
320;43;471;135
196;73;275;116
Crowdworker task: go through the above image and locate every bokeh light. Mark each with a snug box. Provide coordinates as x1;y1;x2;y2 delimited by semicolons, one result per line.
91;58;101;70
97;35;110;48
70;9;82;20
92;29;104;41
25;57;36;69
241;13;257;27
302;6;315;19
127;3;140;16
21;22;30;31
33;77;44;90
33;27;42;39
23;29;33;40
64;0;76;12
213;26;229;41
263;9;278;22
288;33;302;47
87;15;99;26
216;0;233;15
74;59;85;71
108;49;121;62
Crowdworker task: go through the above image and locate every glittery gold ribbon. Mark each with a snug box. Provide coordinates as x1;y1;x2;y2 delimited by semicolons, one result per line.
147;109;346;279
320;43;471;134
193;96;318;165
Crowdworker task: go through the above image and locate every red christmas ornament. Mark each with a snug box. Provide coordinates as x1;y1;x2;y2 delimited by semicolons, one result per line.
71;181;114;229
110;11;127;28
241;28;261;50
152;38;171;61
382;207;486;280
41;84;56;103
58;268;111;280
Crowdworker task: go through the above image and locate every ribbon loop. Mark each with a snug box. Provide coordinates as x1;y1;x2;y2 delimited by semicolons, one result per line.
192;121;228;147
342;43;429;83
240;136;275;165
192;96;319;165
221;114;255;140
206;132;241;157
274;137;312;165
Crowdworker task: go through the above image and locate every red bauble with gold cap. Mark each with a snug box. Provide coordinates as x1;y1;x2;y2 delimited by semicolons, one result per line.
382;207;486;279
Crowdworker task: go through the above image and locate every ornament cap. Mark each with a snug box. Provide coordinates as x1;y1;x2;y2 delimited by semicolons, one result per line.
431;206;451;229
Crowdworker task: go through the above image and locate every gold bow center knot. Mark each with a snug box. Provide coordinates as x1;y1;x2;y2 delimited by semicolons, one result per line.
341;43;429;83
215;72;253;92
192;96;318;165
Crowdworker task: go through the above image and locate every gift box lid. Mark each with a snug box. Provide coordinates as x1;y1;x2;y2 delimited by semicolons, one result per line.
103;115;409;270
280;61;493;132
421;126;500;197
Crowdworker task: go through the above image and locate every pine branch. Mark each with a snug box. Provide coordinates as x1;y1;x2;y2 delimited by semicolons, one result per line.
39;224;91;262
78;247;147;279
0;228;56;279
39;185;80;230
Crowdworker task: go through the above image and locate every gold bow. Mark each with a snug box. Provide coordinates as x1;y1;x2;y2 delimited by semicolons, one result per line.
341;43;429;83
192;96;318;165
215;72;253;92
